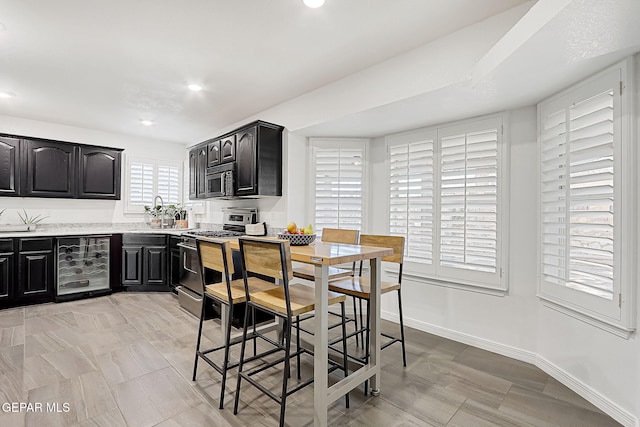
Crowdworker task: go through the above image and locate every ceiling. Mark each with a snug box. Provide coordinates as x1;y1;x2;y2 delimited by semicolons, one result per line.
1;1;639;145
0;0;528;144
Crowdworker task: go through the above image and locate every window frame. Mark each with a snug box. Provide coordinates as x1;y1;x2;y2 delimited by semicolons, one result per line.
385;114;510;294
124;155;183;214
536;58;636;336
307;138;369;236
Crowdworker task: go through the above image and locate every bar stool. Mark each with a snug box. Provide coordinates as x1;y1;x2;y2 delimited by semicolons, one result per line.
328;235;407;377
233;236;350;427
192;238;280;409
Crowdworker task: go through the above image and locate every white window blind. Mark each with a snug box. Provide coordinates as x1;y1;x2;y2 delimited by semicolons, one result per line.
386;116;506;292
538;59;635;335
129;162;154;206
126;157;182;212
311;139;365;233
157;164;180;205
389;139;433;264
440;129;498;274
541;91;615;300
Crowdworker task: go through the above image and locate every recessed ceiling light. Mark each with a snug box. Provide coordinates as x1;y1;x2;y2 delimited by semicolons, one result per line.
187;83;203;92
140;119;154;126
0;91;15;99
303;0;325;8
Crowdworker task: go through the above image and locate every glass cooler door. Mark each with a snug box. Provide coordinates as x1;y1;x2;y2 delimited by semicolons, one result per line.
57;236;110;296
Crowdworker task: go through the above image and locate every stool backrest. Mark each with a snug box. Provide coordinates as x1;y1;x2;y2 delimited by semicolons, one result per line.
359;234;405;264
321;228;359;245
239;237;293;282
197;238;234;302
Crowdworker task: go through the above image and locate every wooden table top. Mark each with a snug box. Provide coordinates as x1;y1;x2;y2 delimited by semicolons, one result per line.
199;236;393;266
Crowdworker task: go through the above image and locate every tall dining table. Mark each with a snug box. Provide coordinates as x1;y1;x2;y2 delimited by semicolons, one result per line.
227;238;393;426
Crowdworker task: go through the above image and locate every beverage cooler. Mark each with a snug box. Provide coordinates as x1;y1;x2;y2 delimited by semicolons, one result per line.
57;236;111;298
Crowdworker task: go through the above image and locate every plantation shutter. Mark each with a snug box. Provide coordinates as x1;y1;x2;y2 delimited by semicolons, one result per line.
314;147;363;233
157;164;181;205
389;140;433;264
439;128;498;273
541;89;615;300
129;162;154;206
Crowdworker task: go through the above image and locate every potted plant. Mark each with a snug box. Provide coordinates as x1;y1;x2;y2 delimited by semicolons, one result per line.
17;209;48;231
173;205;188;229
144;205;164;228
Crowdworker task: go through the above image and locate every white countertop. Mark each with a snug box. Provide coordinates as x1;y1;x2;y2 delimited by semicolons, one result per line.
0;227;197;238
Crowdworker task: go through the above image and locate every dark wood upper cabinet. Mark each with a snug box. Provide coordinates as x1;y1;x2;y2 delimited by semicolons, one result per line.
23;140;76;198
0;135;122;200
207;139;221;167
0;137;20;196
235;127;257;195
78;146;122;199
188;148;198;199
235;122;283;197
196;147;207;199
220;135;236;163
188;120;283;199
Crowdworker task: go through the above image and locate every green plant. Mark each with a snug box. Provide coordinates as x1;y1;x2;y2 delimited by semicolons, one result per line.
17;209;48;225
144;205;163;219
165;204;178;220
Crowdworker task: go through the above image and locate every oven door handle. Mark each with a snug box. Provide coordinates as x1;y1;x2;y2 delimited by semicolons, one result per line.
178;243;199;274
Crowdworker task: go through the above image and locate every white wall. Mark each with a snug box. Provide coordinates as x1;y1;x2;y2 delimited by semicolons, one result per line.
0;114;187;225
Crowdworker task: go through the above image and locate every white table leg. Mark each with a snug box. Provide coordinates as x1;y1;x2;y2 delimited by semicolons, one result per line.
369;257;381;395
313;264;329;427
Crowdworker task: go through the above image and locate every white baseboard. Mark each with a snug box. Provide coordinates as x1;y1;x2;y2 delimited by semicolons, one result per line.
381;310;637;427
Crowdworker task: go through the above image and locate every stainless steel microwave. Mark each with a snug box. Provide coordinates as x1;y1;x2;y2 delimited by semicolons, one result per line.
206;162;234;197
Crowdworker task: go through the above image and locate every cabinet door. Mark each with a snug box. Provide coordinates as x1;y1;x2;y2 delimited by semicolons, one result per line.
188;149;198;199
207;140;221;167
0;137;20;196
0;253;13;301
23;140;76;197
143;246;166;285
196;147;207;199
122;246;143;285
235;127;257;195
17;251;53;299
78;147;122;199
220;135;236;163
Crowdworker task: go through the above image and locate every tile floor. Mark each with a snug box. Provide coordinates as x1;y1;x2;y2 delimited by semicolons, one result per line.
0;292;622;427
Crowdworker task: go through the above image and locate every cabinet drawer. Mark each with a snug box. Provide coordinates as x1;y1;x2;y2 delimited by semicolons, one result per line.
122;234;166;246
0;238;14;253
18;238;53;252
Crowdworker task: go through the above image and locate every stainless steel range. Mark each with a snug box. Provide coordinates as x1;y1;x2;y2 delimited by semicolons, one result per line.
176;208;263;317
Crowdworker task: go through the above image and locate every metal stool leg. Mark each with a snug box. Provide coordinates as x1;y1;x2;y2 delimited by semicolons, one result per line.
352;295;359;347
296;315;301;380
359;298;365;348
279;317;292;427
233;303;252;415
192;294;207;381
364;299;370;396
397;289;407;367
219;303;234;409
340;301;350;408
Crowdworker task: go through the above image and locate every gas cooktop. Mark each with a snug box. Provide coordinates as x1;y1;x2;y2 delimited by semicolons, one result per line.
183;230;244;238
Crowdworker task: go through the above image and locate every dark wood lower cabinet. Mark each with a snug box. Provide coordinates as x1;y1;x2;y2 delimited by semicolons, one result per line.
0;253;13;301
121;235;170;292
17;251;54;299
143;246;166;285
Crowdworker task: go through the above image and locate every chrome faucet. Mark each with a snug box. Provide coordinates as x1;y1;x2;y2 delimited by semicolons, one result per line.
153;195;165;229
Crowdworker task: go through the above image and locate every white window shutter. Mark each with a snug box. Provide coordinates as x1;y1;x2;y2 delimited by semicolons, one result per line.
440;128;498;273
313;146;364;233
389;140;433;264
129;162;154;206
157;164;181;205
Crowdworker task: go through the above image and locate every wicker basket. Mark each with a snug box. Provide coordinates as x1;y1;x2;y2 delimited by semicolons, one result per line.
277;233;316;246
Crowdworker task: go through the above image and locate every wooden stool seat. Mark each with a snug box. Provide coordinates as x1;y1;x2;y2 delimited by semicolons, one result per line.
251;283;346;317
292;265;354;282
205;277;279;303
328;276;400;299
